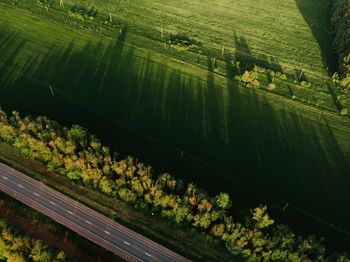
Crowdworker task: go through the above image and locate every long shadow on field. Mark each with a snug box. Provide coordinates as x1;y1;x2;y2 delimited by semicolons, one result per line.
295;0;338;74
225;57;350;248
233;33;284;73
2;25;350;250
0;30;27;88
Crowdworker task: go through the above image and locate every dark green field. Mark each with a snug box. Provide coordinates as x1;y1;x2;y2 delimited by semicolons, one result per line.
1;0;350;248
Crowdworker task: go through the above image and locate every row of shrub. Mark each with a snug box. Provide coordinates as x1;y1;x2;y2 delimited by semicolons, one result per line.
0;109;348;261
235;64;312;92
167;33;201;52
0;218;68;261
331;0;350;100
68;5;98;22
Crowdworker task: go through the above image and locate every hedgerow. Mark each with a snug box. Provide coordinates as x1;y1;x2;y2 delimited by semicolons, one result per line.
0;109;348;261
167;33;201;52
235;64;313;96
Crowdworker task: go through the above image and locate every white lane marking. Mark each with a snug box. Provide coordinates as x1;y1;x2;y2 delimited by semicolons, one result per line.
67;210;73;214
34;193;39;197
145;253;152;257
18;184;24;188
85;220;91;225
50;201;56;205
0;182;144;262
0;166;175;261
2;176;8;180
104;230;110;235
124;241;130;246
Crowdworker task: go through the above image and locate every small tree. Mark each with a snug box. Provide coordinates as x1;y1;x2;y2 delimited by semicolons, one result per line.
68;125;87;147
215;192;232;210
251;206;274;229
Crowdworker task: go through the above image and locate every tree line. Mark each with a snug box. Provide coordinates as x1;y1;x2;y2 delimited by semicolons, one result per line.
331;0;350;112
0;109;349;261
0;218;67;261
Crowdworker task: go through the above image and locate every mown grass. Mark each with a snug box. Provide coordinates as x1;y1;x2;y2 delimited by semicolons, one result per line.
0;0;350;251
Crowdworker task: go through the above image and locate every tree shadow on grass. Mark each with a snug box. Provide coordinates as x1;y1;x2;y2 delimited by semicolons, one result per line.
225;75;350;251
295;0;338;74
224;48;350;249
1;24;350;252
0;30;27;88
233;33;284;74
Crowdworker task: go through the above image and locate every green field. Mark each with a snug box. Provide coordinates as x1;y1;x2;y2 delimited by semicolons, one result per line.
100;0;337;78
51;0;337;81
1;0;350;248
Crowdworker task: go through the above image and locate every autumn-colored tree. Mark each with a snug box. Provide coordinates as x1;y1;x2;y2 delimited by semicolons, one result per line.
215;192;232;210
0;109;348;261
0;219;67;261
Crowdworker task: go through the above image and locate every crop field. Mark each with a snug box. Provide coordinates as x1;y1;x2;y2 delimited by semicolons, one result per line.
1;0;350;247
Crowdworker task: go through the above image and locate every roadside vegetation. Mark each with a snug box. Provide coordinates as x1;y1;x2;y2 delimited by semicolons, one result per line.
0;191;121;262
0;109;348;261
0;216;68;261
0;141;233;261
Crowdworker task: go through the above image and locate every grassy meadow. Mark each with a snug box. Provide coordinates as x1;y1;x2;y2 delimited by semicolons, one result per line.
51;0;337;81
1;0;342;112
1;0;350;249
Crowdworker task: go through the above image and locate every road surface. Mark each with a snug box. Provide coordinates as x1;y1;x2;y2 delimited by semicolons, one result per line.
0;162;190;262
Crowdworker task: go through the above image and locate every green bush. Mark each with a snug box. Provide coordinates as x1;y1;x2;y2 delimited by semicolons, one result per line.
300;81;312;88
236;70;261;88
167;33;200;52
68;5;98;22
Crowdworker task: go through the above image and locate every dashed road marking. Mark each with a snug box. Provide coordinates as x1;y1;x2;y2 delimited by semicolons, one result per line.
145;253;152;257
18;184;24;188
2;176;8;180
50;201;56;205
85;220;91;225
34;193;39;197
124;241;130;245
67;211;73;214
104;230;110;235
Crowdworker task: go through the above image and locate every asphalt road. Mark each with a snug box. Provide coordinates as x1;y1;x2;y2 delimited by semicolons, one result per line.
0;162;190;262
